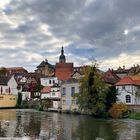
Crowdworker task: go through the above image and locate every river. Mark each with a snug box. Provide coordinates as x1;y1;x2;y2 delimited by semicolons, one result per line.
0;109;139;140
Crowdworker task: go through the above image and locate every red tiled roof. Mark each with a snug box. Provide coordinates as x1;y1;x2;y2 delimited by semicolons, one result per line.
130;75;140;85
55;71;72;80
6;67;28;73
55;62;73;80
6;67;26;70
41;86;51;93
115;76;136;86
56;63;73;69
103;69;120;85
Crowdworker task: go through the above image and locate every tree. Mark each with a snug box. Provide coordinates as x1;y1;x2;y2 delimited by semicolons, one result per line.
0;67;7;75
17;92;22;107
77;65;109;117
105;86;118;112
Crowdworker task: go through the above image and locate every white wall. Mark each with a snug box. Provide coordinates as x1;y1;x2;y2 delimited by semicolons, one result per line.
0;85;10;95
53;101;60;109
50;87;61;98
41;77;58;86
22;92;31;100
0;76;18;96
116;85;140;105
8;76;18;95
19;77;27;83
61;82;80;110
41;93;50;99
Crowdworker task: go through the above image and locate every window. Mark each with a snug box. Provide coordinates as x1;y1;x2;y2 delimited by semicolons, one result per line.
49;80;51;84
53;80;55;84
126;95;131;103
71;87;75;96
62;88;66;96
122;86;125;90
52;93;55;96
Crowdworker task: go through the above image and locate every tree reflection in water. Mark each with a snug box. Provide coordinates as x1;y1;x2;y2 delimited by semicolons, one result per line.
0;109;139;140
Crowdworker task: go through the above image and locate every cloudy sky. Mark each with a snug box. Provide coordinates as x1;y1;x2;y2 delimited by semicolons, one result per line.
0;0;140;72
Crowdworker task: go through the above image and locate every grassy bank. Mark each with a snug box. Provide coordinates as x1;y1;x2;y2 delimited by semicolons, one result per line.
128;112;140;120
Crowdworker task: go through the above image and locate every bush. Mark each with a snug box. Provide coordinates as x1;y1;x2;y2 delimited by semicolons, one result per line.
110;103;128;118
22;100;29;108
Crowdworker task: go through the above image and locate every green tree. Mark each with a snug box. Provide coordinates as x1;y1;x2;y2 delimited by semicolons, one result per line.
77;65;109;117
105;86;118;112
17;92;22;107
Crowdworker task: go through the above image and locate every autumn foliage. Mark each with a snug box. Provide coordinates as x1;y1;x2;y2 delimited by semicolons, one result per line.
110;103;128;118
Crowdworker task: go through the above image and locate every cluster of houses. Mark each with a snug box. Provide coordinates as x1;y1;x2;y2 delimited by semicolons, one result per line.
0;47;140;111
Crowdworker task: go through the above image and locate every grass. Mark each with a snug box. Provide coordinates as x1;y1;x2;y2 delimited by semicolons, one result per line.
128;112;140;120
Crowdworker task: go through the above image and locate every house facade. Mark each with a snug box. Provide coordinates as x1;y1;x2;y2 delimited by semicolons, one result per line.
0;75;18;96
40;77;59;86
115;76;140;105
0;75;19;108
61;79;80;112
50;84;61;109
41;86;51;99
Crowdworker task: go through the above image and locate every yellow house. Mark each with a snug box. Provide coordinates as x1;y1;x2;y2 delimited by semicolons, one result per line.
0;95;17;108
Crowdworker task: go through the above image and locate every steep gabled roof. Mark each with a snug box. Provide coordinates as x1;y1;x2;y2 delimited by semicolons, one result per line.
115;76;135;86
55;63;73;81
55;71;72;81
37;60;55;69
0;76;11;85
6;67;28;74
103;69;120;85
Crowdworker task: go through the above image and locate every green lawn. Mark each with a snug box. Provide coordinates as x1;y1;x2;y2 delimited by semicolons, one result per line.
128;112;140;120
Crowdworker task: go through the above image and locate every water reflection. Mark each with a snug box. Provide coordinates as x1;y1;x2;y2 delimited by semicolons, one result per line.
0;109;139;140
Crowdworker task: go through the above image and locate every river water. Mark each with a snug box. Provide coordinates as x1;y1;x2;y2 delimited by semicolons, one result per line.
0;109;140;140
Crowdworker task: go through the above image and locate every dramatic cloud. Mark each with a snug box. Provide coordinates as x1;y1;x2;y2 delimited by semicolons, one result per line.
0;0;140;71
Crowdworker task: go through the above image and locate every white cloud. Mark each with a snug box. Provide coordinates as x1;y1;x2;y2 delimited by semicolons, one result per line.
100;52;140;71
0;0;140;72
0;0;11;8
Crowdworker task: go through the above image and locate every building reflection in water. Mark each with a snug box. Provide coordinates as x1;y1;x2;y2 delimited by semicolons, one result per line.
0;109;140;140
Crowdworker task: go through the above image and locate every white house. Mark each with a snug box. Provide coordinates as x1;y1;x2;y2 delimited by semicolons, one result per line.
50;84;61;109
41;86;51;99
61;79;80;112
41;77;59;86
115;76;140;105
0;75;18;96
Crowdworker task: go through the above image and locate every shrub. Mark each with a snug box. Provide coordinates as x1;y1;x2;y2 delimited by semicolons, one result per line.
110;103;128;118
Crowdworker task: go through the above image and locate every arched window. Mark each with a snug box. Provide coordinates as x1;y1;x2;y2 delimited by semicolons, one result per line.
126;95;131;103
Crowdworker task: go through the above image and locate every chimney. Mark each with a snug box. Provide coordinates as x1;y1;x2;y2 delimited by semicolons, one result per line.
123;65;125;70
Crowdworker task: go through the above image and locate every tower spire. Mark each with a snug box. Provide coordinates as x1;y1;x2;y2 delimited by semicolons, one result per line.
59;45;66;63
61;45;64;55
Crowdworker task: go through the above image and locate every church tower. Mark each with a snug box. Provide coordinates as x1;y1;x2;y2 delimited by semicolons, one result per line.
59;46;66;63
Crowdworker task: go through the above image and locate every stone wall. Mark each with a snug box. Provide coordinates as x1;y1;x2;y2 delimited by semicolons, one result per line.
128;105;140;112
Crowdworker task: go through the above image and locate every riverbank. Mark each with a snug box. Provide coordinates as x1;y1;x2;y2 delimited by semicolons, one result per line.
128;112;140;120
